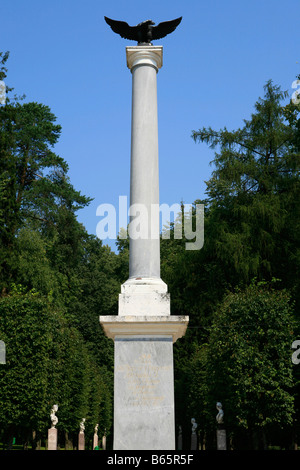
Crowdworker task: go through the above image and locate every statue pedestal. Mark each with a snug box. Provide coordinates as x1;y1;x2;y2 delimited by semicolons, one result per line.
78;432;85;450
93;433;98;449
191;433;197;450
217;428;227;450
48;428;57;450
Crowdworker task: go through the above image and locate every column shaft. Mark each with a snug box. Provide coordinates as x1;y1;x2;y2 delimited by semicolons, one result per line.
127;47;162;280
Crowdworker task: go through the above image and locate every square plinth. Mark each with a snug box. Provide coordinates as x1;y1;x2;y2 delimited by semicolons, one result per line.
99;315;189;450
48;428;57;450
114;335;175;450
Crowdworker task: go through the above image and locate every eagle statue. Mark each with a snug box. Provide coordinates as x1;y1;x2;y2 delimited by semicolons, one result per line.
104;16;182;45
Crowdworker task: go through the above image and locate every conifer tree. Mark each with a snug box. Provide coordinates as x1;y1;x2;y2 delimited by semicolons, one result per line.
191;80;300;297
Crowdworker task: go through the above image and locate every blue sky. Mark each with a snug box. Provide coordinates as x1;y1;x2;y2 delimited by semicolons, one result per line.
2;0;299;250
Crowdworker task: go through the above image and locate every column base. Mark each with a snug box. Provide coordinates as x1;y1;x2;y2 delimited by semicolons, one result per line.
118;278;171;316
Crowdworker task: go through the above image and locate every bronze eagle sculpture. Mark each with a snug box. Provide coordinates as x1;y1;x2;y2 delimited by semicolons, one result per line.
104;16;182;45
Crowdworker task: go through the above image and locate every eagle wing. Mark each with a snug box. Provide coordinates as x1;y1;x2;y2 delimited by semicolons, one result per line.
151;17;182;40
104;17;138;41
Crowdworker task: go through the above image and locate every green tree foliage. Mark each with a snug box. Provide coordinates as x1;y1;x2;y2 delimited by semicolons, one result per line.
48;313;112;441
167;80;300;448
202;284;295;449
0;289;112;448
69;236;121;371
167;78;300;360
0;289;55;442
191;81;300;296
14;228;60;300
0;53;114;447
0;99;91;293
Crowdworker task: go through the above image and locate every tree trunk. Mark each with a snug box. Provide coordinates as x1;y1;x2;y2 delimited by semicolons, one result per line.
65;431;73;450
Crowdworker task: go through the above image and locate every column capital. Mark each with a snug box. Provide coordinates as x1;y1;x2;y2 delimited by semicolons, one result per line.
126;45;163;72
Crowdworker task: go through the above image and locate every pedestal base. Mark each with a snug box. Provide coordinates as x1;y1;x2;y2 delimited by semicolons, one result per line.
191;433;197;450
217;429;227;450
114;335;174;449
93;433;98;450
48;428;57;450
78;432;85;450
100;315;188;450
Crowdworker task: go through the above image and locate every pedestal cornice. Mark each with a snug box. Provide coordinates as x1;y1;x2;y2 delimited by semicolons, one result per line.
99;315;189;343
126;45;163;72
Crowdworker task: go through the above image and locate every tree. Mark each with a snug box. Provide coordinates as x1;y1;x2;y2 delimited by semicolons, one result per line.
0;52;114;448
0;99;92;293
69;235;120;371
14;228;60;301
200;283;296;449
168;80;300;447
191;81;300;296
0;288;55;447
0;287;113;449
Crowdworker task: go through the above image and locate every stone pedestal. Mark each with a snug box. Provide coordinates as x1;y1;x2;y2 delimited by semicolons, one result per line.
102;434;107;450
217;429;227;450
99;44;189;450
93;433;98;450
48;428;57;450
78;432;85;450
115;336;174;449
101;316;188;450
191;433;197;450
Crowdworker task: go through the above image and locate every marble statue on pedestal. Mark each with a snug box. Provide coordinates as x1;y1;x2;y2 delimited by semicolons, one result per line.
50;405;58;428
216;402;224;424
80;418;86;433
191;418;198;434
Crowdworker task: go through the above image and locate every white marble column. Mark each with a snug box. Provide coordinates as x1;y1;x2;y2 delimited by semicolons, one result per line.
127;46;162;281
118;46;169;316
100;44;189;450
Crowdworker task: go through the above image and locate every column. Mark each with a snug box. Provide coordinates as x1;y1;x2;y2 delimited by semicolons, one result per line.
99;45;189;450
118;46;169;317
127;46;162;281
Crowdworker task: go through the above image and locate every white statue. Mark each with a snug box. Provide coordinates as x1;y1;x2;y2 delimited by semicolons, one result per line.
50;404;58;428
80;418;86;433
94;424;99;434
191;418;198;434
216;402;224;424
